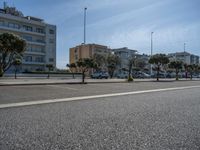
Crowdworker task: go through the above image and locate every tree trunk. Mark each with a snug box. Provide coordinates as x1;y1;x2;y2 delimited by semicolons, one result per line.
72;73;75;79
185;71;187;79
82;72;85;83
15;69;17;79
0;66;3;77
176;69;178;81
156;67;159;81
47;68;50;79
128;65;132;79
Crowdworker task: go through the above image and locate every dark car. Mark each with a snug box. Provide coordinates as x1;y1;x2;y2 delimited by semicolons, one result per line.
91;72;109;79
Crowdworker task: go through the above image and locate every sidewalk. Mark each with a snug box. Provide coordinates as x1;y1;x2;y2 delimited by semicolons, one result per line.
0;78;127;86
0;77;197;86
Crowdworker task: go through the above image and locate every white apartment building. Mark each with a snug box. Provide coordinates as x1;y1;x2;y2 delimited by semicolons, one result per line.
168;52;199;65
0;4;56;72
112;47;138;74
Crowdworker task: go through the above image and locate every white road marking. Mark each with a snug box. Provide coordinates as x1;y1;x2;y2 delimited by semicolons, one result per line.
46;85;78;90
0;85;200;109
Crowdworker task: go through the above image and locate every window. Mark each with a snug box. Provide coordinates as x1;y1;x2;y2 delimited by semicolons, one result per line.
25;56;32;62
23;25;32;31
36;28;44;33
75;55;78;60
75;49;78;53
49;58;54;62
35;56;44;62
8;22;20;29
49;29;54;34
36;39;45;43
23;35;32;41
49;39;54;43
0;20;4;26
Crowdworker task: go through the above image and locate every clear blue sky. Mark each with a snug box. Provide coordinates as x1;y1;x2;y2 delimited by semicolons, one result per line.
3;0;200;69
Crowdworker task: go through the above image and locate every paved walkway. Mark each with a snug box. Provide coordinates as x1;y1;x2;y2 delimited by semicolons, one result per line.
0;78;129;86
0;77;197;86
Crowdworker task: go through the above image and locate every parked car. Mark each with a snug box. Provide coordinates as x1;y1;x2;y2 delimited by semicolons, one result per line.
133;71;151;78
151;73;166;78
91;72;109;79
117;72;128;79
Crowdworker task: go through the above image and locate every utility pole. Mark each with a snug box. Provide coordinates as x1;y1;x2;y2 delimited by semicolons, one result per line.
184;43;186;63
150;32;154;76
83;7;87;44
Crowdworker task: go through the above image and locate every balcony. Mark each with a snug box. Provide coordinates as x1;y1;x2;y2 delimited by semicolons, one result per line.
26;40;46;46
23;61;45;65
0;24;45;36
25;50;45;56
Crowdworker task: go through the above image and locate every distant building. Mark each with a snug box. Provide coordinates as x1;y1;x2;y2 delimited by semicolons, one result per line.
69;43;111;64
168;52;199;65
0;4;56;72
112;47;138;74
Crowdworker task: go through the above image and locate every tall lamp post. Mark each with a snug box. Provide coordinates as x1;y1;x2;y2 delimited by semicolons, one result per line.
184;42;186;63
150;32;154;76
83;7;87;44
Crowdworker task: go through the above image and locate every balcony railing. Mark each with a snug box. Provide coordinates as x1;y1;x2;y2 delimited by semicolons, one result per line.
0;24;45;36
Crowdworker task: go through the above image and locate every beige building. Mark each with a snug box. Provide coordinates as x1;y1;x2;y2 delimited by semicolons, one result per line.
0;4;56;73
70;43;111;64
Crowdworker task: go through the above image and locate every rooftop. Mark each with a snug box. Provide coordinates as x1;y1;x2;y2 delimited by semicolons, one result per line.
0;3;44;23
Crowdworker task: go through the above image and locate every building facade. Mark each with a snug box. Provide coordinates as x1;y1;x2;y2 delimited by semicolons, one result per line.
69;43;111;64
112;47;138;74
0;5;56;72
168;52;199;65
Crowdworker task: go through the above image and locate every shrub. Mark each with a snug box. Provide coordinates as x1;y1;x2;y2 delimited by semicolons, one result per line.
128;76;133;82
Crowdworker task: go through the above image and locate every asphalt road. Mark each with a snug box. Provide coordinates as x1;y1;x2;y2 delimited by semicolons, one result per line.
0;80;200;104
0;84;200;149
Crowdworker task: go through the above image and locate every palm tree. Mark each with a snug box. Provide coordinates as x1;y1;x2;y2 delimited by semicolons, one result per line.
67;63;76;79
187;64;199;80
0;33;26;77
76;58;97;83
168;61;183;80
107;54;120;78
93;53;106;72
149;54;169;81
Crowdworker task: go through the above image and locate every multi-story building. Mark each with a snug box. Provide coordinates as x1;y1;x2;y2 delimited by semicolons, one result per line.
0;4;56;72
168;52;199;65
70;43;111;64
112;47;138;74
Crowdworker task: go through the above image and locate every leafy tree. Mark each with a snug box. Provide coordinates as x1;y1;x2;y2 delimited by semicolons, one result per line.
46;64;54;79
168;61;183;80
93;53;106;71
0;33;26;77
187;64;199;80
13;58;22;79
149;54;169;81
67;63;76;79
107;54;120;78
76;58;97;83
134;58;146;71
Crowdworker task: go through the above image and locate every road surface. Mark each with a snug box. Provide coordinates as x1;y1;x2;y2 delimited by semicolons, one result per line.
0;82;200;149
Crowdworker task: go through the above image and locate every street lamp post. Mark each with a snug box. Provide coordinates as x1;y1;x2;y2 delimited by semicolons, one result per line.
83;7;87;44
184;43;186;63
150;32;154;76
